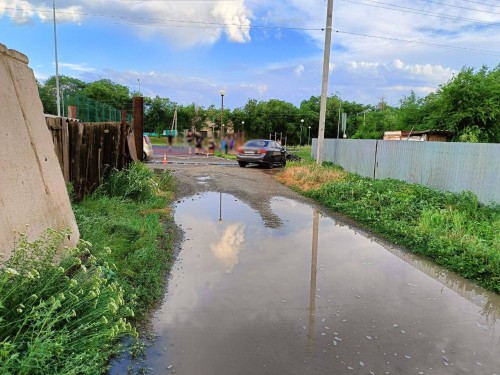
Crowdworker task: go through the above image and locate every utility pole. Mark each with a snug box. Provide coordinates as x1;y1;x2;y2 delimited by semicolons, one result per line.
53;0;61;116
316;0;334;164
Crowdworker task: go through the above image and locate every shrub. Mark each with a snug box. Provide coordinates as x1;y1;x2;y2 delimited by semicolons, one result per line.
0;230;135;374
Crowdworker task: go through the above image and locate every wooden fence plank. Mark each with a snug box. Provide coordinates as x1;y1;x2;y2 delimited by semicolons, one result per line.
47;117;130;200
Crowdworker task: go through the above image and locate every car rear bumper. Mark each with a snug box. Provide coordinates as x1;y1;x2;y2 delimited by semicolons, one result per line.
236;153;269;164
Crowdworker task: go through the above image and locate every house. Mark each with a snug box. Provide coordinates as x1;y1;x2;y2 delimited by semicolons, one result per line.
383;130;452;142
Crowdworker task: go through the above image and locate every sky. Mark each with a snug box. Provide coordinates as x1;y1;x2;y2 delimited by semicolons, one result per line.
1;0;499;109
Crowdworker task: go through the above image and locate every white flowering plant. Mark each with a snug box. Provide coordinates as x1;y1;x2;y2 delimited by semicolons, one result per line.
0;229;136;374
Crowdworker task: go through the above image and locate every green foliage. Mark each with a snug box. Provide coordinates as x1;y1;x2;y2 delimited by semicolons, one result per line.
37;75;88;115
94;162;173;202
38;65;498;143
74;163;175;315
0;230;135;374
352;107;398;139
82;79;131;110
407;65;500;142
144;96;176;133
303;173;500;292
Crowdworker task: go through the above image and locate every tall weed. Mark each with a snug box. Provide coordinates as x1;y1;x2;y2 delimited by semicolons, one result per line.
0;230;135;374
95;162;174;202
73;163;175;315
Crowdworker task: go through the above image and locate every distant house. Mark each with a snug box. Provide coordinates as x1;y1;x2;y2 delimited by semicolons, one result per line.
383;130;452;142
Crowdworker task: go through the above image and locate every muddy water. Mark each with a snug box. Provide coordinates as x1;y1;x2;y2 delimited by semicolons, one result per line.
115;192;500;375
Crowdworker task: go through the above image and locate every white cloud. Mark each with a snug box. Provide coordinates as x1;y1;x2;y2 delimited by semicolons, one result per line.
2;0;252;47
210;223;245;272
0;0;82;24
59;62;95;73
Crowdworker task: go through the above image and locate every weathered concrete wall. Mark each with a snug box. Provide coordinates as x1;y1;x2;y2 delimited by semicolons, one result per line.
0;43;79;260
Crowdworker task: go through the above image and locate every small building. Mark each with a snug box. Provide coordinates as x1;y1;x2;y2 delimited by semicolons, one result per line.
383;130;452;142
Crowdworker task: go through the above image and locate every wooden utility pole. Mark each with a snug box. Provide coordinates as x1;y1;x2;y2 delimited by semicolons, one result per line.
316;0;334;164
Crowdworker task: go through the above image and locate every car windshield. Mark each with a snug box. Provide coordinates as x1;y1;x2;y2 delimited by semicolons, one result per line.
245;140;270;148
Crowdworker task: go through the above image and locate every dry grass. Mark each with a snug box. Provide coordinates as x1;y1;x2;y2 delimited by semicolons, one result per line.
277;164;347;192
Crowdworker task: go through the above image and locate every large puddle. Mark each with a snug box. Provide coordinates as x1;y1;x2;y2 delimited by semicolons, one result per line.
112;192;500;374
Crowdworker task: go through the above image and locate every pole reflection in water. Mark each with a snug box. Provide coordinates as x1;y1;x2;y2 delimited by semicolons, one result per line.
307;208;319;353
218;191;223;224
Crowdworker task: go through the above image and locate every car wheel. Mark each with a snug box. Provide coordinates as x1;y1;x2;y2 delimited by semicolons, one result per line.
267;161;274;169
281;158;286;167
238;161;247;168
143;152;147;160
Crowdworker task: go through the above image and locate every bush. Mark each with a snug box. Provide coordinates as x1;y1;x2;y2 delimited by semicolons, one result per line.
0;230;135;374
95;162;174;202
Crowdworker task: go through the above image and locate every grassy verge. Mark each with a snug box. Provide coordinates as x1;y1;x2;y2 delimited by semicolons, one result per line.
0;162;176;374
214;151;237;160
277;161;500;293
73;162;176;316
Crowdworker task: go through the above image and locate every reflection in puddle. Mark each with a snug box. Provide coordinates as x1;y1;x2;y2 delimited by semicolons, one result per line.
210;222;245;272
112;193;500;375
307;209;319;353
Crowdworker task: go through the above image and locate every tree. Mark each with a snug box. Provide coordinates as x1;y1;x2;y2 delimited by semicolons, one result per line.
395;91;425;131
420;65;500;142
143;96;176;134
38;75;88;115
82;79;131;110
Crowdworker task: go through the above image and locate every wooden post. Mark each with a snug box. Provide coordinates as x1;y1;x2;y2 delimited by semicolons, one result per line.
68;105;77;119
133;96;144;160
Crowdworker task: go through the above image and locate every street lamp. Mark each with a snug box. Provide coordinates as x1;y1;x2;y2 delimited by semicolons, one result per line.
300;119;304;146
308;126;311;146
53;0;61;116
220;89;225;139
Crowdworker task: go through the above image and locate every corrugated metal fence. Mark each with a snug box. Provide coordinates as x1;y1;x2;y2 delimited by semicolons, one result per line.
312;139;500;205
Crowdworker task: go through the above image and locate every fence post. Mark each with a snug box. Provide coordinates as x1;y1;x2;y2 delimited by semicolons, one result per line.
68;105;77;119
133;96;144;160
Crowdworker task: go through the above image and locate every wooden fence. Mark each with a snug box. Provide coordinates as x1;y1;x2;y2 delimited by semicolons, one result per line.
46;117;130;200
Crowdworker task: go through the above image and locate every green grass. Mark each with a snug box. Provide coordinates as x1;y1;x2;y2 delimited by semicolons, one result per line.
0;162;177;374
285;145;314;162
214;151;237;160
0;230;134;374
73;163;176;315
279;163;500;293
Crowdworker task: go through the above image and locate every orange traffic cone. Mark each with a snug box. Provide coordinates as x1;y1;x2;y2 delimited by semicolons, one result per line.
162;154;167;164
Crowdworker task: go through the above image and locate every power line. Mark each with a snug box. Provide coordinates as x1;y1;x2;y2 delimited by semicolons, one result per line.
2;3;499;27
336;30;500;55
1;7;499;56
416;0;500;14
341;0;499;24
0;7;320;31
458;0;500;8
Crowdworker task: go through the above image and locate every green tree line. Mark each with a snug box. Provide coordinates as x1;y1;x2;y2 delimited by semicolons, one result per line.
38;64;499;143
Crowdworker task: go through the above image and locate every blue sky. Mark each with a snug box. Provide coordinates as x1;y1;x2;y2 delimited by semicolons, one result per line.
1;0;499;109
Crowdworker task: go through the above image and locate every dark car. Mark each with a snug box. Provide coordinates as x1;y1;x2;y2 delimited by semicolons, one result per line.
236;139;287;168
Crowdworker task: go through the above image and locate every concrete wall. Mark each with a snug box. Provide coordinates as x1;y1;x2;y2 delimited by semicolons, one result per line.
0;43;79;260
